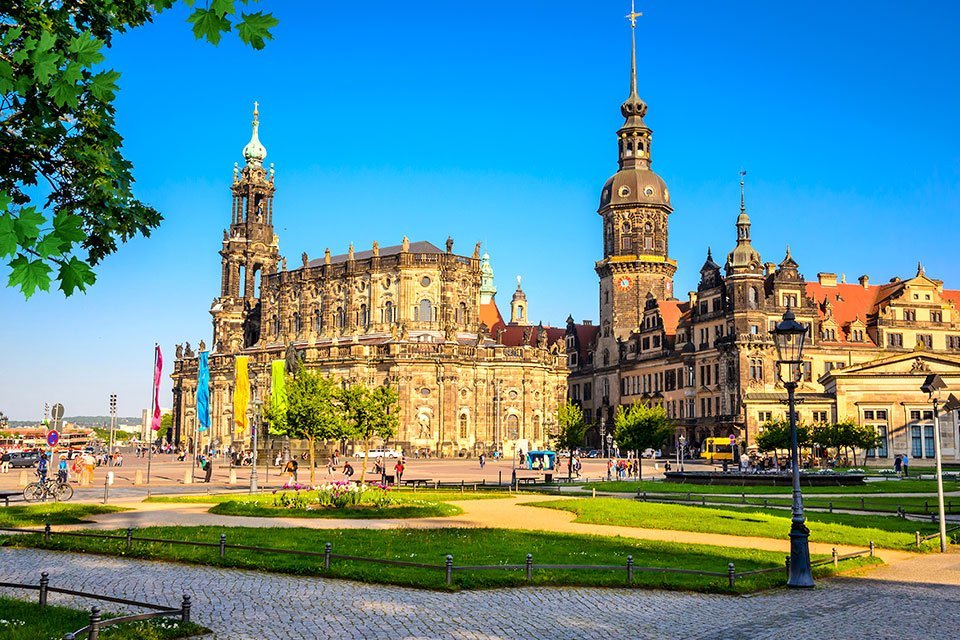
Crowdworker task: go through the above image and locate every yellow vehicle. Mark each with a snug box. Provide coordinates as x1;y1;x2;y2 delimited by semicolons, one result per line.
701;437;735;462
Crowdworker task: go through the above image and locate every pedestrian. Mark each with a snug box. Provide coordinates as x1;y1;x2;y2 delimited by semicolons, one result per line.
82;452;96;485
902;452;909;477
342;460;354;478
203;456;214;483
606;458;614;481
36;453;49;483
0;450;9;474
283;458;299;485
894;454;902;478
57;456;68;483
394;459;405;485
479;453;486;469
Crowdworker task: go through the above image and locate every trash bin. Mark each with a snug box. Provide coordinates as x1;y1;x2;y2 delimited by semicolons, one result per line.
384;474;395;485
544;473;553;483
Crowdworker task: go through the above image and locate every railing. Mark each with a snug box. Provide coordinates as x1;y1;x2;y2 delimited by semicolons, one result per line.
917;524;960;547
0;524;871;589
0;571;192;640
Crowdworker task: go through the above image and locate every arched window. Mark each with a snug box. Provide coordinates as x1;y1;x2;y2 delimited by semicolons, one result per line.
602;348;610;366
314;308;321;332
459;414;468;439
272;314;279;337
335;307;345;329
293;312;302;335
516;305;524;321
506;414;520;440
532;415;541;440
383;300;394;324
359;304;368;328
456;302;467;325
418;298;433;323
748;287;758;308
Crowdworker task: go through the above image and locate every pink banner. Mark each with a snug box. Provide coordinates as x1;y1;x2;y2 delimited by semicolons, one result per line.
151;344;163;431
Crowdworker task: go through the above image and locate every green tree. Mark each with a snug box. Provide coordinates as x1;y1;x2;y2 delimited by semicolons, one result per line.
159;412;173;442
613;402;672;480
264;370;344;484
549;401;585;480
818;418;880;467
342;383;399;483
756;419;812;455
1;1;278;298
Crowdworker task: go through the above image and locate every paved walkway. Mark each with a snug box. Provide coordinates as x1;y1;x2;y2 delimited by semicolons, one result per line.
60;495;912;562
2;547;959;639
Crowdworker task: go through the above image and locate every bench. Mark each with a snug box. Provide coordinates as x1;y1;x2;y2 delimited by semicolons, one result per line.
0;492;20;507
514;475;539;485
402;478;433;488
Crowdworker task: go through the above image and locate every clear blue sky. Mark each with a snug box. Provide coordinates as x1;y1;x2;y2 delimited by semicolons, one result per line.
2;1;958;421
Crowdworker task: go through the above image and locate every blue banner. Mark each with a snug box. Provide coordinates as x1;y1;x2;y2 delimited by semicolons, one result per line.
196;351;210;432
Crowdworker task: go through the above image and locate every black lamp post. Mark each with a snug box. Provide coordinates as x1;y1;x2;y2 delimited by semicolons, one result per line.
771;307;814;588
921;374;949;552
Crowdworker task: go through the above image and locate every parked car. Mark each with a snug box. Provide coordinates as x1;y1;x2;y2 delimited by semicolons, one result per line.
353;449;403;459
586;449;599;458
641;448;662;459
4;451;41;468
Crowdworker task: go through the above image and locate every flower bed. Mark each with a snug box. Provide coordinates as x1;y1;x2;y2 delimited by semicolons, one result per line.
272;482;395;510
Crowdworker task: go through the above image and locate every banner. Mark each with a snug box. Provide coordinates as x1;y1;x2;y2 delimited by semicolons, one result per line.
233;355;250;438
271;359;287;415
196;351;210;432
151;344;163;431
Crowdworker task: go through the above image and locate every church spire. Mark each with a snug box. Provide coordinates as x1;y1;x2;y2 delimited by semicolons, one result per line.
242;101;267;167
736;169;751;243
620;1;648;125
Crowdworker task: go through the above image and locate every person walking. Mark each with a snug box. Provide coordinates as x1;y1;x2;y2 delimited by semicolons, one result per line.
902;452;910;477
393;459;405;485
283;458;299;485
203;456;214;483
0;451;10;474
36;453;49;483
894;454;902;478
342;460;354;479
479;453;486;469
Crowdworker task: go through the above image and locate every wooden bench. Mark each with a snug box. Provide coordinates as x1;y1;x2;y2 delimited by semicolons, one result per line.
0;492;20;507
402;478;433;488
514;475;539;485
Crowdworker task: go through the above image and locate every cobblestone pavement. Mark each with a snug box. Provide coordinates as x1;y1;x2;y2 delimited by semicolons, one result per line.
2;548;959;640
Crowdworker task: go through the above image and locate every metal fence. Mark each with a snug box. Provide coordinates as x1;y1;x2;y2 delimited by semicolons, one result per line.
0;570;192;640
0;524;874;589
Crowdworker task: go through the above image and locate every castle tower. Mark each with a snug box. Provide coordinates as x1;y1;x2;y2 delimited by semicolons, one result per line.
211;103;281;353
510;276;529;325
479;252;498;304
596;7;676;349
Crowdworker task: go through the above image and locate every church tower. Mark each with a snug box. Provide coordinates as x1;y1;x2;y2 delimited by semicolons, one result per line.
211;103;281;354
510;276;530;326
596;7;676;351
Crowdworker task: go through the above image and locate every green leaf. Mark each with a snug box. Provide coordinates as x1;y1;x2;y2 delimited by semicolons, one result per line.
210;0;236;18
68;31;106;66
58;257;96;296
187;8;231;45
13;207;45;244
1;26;23;46
52;211;87;245
30;31;59;84
237;12;279;50
48;63;83;108
89;69;121;101
8;255;52;299
34;233;64;259
0;60;13;94
0;191;11;212
0;214;17;258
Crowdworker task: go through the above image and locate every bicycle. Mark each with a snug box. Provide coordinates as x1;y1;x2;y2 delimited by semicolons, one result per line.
22;476;74;503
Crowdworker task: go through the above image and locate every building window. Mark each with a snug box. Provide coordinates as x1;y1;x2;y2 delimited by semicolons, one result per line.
359;304;369;328
456;302;467;325
571;385;580;401
903;309;916;322
602;349;610;366
383;300;394;324
314;308;321;332
851;329;864;342
584;408;592;423
583;382;592;400
812;411;828;423
801;361;812;382
931;310;942;323
917;334;933;349
506;414;520;440
748;287;758;308
888;333;903;348
293;312;302;335
758;411;772;423
459;414;468;439
417;299;433;322
822;328;836;341
925;425;935;458
533;415;541;440
272;314;280;337
783;293;798;308
335;307;346;329
749;359;763;381
948;335;960;350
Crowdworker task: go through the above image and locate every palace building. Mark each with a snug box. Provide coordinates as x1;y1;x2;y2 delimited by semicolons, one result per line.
170;106;568;457
565;14;960;464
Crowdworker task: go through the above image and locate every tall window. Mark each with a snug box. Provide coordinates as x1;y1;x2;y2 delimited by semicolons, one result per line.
931;310;943;323
865;409;888;459
417;299;433;322
903;309;916;322
272;314;280;337
783;293;798;307
456;302;467;325
948;335;960;350
748;287;758;308
506;414;519;440
917;334;933;349
888;333;903;348
533;415;541;440
459;414;468;439
749;359;763;381
335;307;346;329
383;300;394;324
314;308;321;333
293;312;302;335
358;304;369;328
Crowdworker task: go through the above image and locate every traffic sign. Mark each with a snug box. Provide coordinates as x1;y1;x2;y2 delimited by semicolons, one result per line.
47;430;60;447
729;433;736;445
51;403;64;421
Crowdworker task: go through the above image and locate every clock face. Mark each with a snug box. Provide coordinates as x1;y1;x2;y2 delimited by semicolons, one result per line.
618;276;632;291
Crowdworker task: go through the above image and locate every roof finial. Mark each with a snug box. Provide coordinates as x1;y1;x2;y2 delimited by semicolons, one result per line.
706;246;713;260
785;244;792;259
626;1;642;99
516;274;523;289
917;260;924;276
739;169;747;213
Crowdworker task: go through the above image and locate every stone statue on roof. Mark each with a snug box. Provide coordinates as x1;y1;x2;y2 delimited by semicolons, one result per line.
444;324;456;342
372;240;379;257
301;252;309;268
184;342;194;358
176;343;183;359
537;324;547;349
522;325;532;345
198;339;206;353
446;236;454;253
473;242;481;259
285;342;300;375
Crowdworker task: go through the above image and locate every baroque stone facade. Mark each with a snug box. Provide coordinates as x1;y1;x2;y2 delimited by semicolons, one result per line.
565;16;960;464
171;108;568;457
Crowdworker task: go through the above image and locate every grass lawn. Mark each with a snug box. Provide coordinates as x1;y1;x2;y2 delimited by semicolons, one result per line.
0;526;876;593
0;504;127;528
144;489;512;519
655;493;960;515
0;596;207;639
578;478;960;495
526;498;944;550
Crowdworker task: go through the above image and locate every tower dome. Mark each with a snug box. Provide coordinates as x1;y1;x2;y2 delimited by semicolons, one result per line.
242;102;267;167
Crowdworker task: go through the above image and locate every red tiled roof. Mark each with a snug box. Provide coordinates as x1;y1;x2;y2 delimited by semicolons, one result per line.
479;299;504;330
657;300;683;337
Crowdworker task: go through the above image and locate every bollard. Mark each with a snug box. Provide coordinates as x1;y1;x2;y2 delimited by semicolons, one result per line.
134;469;143;485
460;481;464;494
592;487;596;499
184;468;193;485
44;523;51;543
785;555;791;577
229;469;237;485
860;497;865;509
869;541;875;557
88;606;102;640
741;493;746;504
499;470;502;486
181;595;192;624
626;555;634;584
126;527;133;551
102;477;109;505
829;502;833;514
526;553;533;581
445;554;453;586
916;531;922;547
832;547;838;569
17;470;28;487
324;542;332;570
727;562;736;588
219;533;226;558
39;571;49;607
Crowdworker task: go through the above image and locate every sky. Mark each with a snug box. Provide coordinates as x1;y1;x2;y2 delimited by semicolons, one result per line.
2;0;959;421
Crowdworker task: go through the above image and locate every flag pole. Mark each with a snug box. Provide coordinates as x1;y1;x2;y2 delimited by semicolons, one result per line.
146;343;157;486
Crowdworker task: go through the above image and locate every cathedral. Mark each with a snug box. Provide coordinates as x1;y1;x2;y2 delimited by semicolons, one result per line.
170;106;568;457
565;13;960;464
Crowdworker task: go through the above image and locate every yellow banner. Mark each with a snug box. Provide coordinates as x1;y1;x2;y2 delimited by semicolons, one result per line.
233;355;250;438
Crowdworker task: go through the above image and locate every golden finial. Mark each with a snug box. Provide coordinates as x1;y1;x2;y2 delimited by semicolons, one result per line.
253;101;259;121
739;169;747;213
626;0;642;28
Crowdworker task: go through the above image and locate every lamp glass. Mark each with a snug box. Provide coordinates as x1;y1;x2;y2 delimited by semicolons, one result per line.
772;309;807;364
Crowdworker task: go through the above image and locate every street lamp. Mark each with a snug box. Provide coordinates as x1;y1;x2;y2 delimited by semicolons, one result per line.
108;394;117;464
250;397;261;493
606;434;613;459
771;307;814;588
599;418;607;459
678;434;686;472
921;374;949;552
